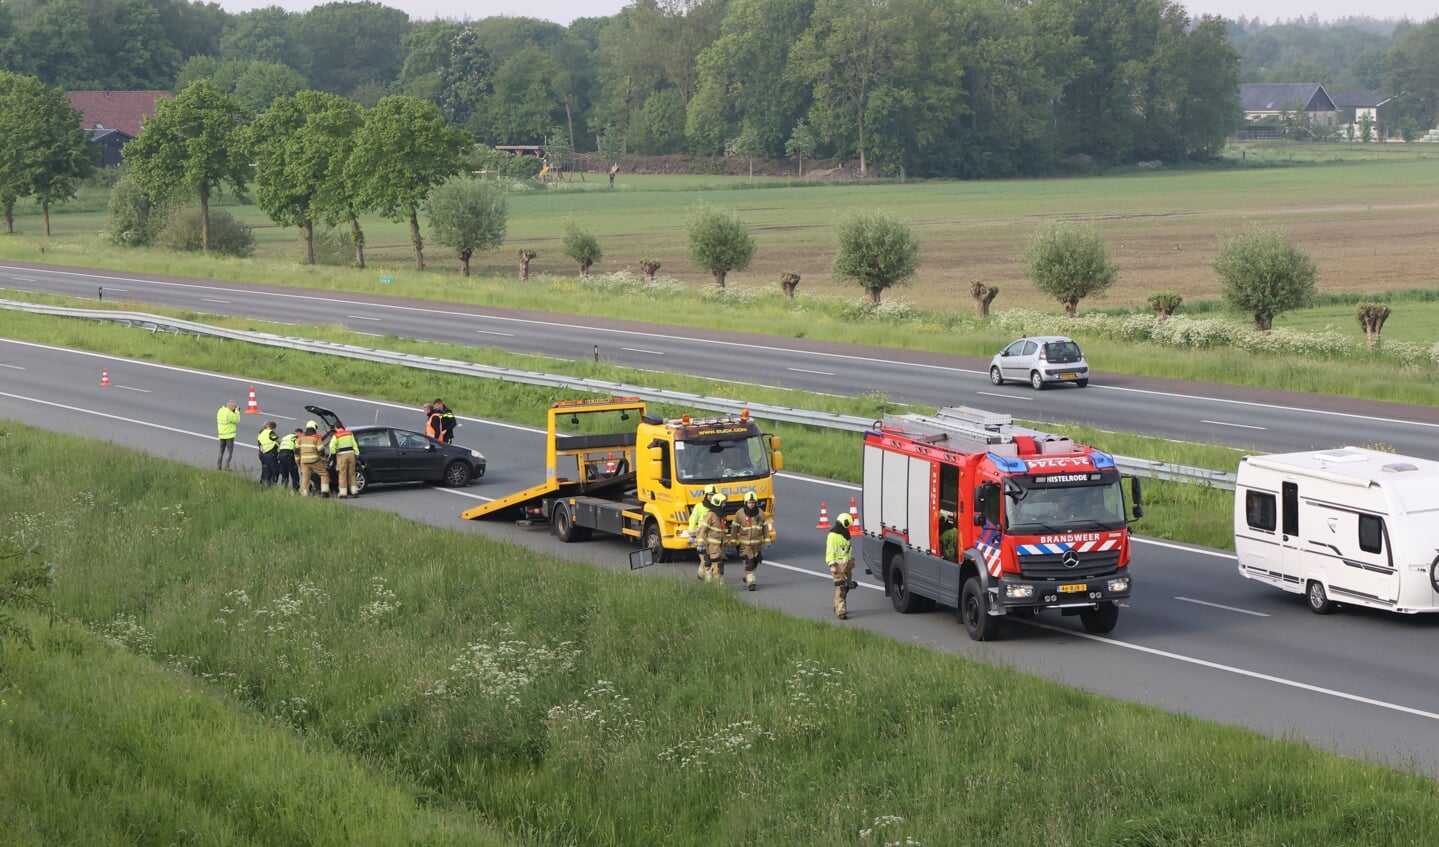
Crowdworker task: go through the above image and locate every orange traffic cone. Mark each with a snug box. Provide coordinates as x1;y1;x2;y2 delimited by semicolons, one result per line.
849;497;862;537
606;452;617;474
244;385;262;414
100;368;110;387
816;502;831;530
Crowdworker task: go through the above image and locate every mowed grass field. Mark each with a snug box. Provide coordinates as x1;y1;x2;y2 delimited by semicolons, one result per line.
6;146;1439;331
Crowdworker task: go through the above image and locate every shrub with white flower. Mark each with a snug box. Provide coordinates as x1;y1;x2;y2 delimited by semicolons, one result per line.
659;720;774;772
423;629;581;707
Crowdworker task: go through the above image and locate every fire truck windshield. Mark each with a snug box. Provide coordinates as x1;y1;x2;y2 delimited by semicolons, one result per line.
675;437;770;482
1005;480;1126;532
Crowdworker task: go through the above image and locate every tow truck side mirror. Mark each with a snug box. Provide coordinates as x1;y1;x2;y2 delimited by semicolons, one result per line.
771;450;784;471
647;446;668;487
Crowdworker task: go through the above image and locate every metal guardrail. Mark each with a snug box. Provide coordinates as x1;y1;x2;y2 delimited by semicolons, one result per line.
0;298;1237;490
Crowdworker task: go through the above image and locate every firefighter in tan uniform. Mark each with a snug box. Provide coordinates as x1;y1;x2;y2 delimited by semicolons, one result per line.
695;491;729;582
729;491;771;591
296;421;329;496
827;512;857;619
689;483;718;580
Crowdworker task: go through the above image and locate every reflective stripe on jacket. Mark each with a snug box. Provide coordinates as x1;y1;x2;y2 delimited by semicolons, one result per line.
825;529;852;565
729;509;768;548
257;429;279;453
698;509;727;548
297;434;324;464
216;406;239;439
330;428;359;455
278;433;297;453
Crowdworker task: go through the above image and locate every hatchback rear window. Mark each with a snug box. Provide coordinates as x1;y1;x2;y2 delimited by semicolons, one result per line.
1043;341;1082;362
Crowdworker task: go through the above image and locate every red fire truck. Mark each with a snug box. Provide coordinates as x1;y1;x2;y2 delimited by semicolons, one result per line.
860;407;1143;640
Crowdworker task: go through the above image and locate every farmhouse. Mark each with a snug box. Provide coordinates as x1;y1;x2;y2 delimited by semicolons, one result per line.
66;91;172;166
1237;83;1337;139
1329;90;1394;141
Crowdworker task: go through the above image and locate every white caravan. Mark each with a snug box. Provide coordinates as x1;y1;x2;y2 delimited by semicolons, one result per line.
1235;447;1439;615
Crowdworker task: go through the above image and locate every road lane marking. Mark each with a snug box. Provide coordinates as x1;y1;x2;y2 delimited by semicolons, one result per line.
353;331;384;337
475;329;515;337
1175;596;1269;617
976;391;1030;401
202;298;231;304
10;276;35;282
346;315;382;321
788;367;835;376
1201;419;1266;430
0;390;242;444
0;363;23;370
114;385;151;393
621;347;665;355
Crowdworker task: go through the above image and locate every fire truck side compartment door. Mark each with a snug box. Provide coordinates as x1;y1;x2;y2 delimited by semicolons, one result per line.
880;446;908;533
863;444;883;532
907;457;932;553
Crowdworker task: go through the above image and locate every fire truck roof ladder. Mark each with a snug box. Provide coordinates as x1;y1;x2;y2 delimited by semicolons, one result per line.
883;406;1075;455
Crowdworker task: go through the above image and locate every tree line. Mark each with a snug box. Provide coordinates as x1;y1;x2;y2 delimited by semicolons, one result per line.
0;0;1251;178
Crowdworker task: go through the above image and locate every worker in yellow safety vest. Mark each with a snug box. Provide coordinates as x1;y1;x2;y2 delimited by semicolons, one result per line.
827;513;857;619
277;427;300;491
256;420;280;486
215;399;239;470
329;424;361;498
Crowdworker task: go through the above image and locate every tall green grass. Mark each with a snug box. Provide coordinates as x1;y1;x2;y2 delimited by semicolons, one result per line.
3;424;1437;846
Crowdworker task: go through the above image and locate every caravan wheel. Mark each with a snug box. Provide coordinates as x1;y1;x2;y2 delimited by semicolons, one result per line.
1306;580;1335;615
1430;555;1439;593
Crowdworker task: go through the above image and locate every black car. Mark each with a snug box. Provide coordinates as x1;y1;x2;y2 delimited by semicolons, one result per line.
305;405;486;494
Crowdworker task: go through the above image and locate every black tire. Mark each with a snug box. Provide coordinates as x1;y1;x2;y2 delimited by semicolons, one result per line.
960;576;1000;641
888;553;917;613
1079;603;1119;633
643;518;672;564
1306;580;1335;615
1430;555;1439;593
1074;378;1089;388
443;461;472;488
989;366;1004;386
552;503;592;543
353;467;367;495
1029;370;1046;390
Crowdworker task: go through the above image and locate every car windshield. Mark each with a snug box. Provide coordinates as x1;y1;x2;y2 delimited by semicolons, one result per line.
1043;341;1082;363
675;436;770;482
1005;481;1125;532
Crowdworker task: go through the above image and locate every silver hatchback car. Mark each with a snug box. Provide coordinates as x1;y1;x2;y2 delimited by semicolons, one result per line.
989;335;1090;389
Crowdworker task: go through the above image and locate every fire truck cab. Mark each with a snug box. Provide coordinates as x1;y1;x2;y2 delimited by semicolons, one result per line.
860;407;1142;640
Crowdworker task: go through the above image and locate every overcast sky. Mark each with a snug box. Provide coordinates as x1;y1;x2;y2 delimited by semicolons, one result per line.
216;0;1438;26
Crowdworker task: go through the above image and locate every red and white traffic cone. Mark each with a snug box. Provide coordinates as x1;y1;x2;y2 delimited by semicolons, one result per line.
606;452;617;475
100;368;110;387
244;384;262;414
816;502;831;530
849;496;862;537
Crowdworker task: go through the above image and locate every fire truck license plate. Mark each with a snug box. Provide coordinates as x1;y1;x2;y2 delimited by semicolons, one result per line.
1057;583;1088;593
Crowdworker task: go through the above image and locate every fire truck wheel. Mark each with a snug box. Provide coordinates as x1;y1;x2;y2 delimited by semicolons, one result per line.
643;519;672;563
1306;580;1335;615
1079;603;1119;634
960;577;1000;641
886;552;933;614
552;503;592;543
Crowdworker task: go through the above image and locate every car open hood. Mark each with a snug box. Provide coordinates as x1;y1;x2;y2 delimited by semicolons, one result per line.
304;404;344;431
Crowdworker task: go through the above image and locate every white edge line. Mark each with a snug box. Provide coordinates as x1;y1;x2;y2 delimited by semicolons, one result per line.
620;347;666;355
1201;419;1267;431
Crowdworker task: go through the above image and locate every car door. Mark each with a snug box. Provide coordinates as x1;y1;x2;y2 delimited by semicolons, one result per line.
1001;340;1036;381
394;429;441;481
355;429;398;483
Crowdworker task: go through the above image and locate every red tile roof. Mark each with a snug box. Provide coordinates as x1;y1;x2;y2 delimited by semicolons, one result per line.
67;90;173;137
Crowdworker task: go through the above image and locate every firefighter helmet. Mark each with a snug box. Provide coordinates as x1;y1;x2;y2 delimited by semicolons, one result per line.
744;491;758;504
710;492;728;508
836;512;854;528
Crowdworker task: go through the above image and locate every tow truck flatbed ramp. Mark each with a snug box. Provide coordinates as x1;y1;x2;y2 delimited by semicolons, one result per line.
460;480;558;520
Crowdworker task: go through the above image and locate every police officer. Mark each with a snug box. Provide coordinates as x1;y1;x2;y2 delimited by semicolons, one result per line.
696;491;729;582
729;491;771;591
827;512;857;619
277;427;301;491
689;483;719;580
215;399;239;470
256;420;280;485
296;421;328;497
329;422;361;498
433;398;456;444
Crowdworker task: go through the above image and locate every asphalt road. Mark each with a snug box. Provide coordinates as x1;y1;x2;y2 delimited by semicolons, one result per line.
5;336;1439;777
4;260;1439;456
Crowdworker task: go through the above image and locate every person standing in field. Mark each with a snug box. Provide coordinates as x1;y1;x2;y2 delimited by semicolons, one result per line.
215;399;239;470
827;512;856;619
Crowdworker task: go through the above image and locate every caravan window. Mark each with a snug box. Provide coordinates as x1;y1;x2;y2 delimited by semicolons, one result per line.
1358;514;1383;554
1245;490;1276;531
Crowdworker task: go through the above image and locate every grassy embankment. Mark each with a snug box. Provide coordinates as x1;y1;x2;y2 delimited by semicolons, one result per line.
0;303;1239;548
4;423;1439;845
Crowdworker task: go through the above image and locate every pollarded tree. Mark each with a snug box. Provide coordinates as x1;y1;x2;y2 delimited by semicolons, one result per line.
1212;226;1317;331
833;209;920;306
347;95;471;270
1023;222;1119;318
124;79;252;253
1356;302;1390;351
425;176;508;277
561;219;602;277
0;72;95;235
686;204;755;289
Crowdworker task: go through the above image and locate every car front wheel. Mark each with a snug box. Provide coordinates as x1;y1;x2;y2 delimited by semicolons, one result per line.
443;460;472;487
989;366;1004;386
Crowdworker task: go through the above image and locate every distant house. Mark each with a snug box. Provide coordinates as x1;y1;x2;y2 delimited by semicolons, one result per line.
87;128;135;168
1329;91;1394;141
1239;83;1337;122
66;90;173;165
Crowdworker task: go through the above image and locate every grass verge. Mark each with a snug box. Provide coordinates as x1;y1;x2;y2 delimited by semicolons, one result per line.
2;424;1437;846
0;303;1239;549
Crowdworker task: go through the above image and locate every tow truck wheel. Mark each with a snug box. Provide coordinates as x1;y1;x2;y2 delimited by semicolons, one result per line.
960;577;1000;641
1306;580;1335;615
643;519;672;564
552;503;592;543
1079;603;1119;634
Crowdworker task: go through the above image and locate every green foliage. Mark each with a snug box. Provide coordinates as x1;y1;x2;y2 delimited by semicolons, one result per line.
785;119;819;177
425;176;509;276
597;126;624;166
832;208;920;306
685;204;755;288
724;122;766;179
0;71;96;233
231;61;307;113
1213;226;1318;331
103;169;169;247
1147;291;1184;318
0;539;54;658
637;89;687;155
157;206;256;257
1024;222;1119;317
560;218;602;276
438;26;493;131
